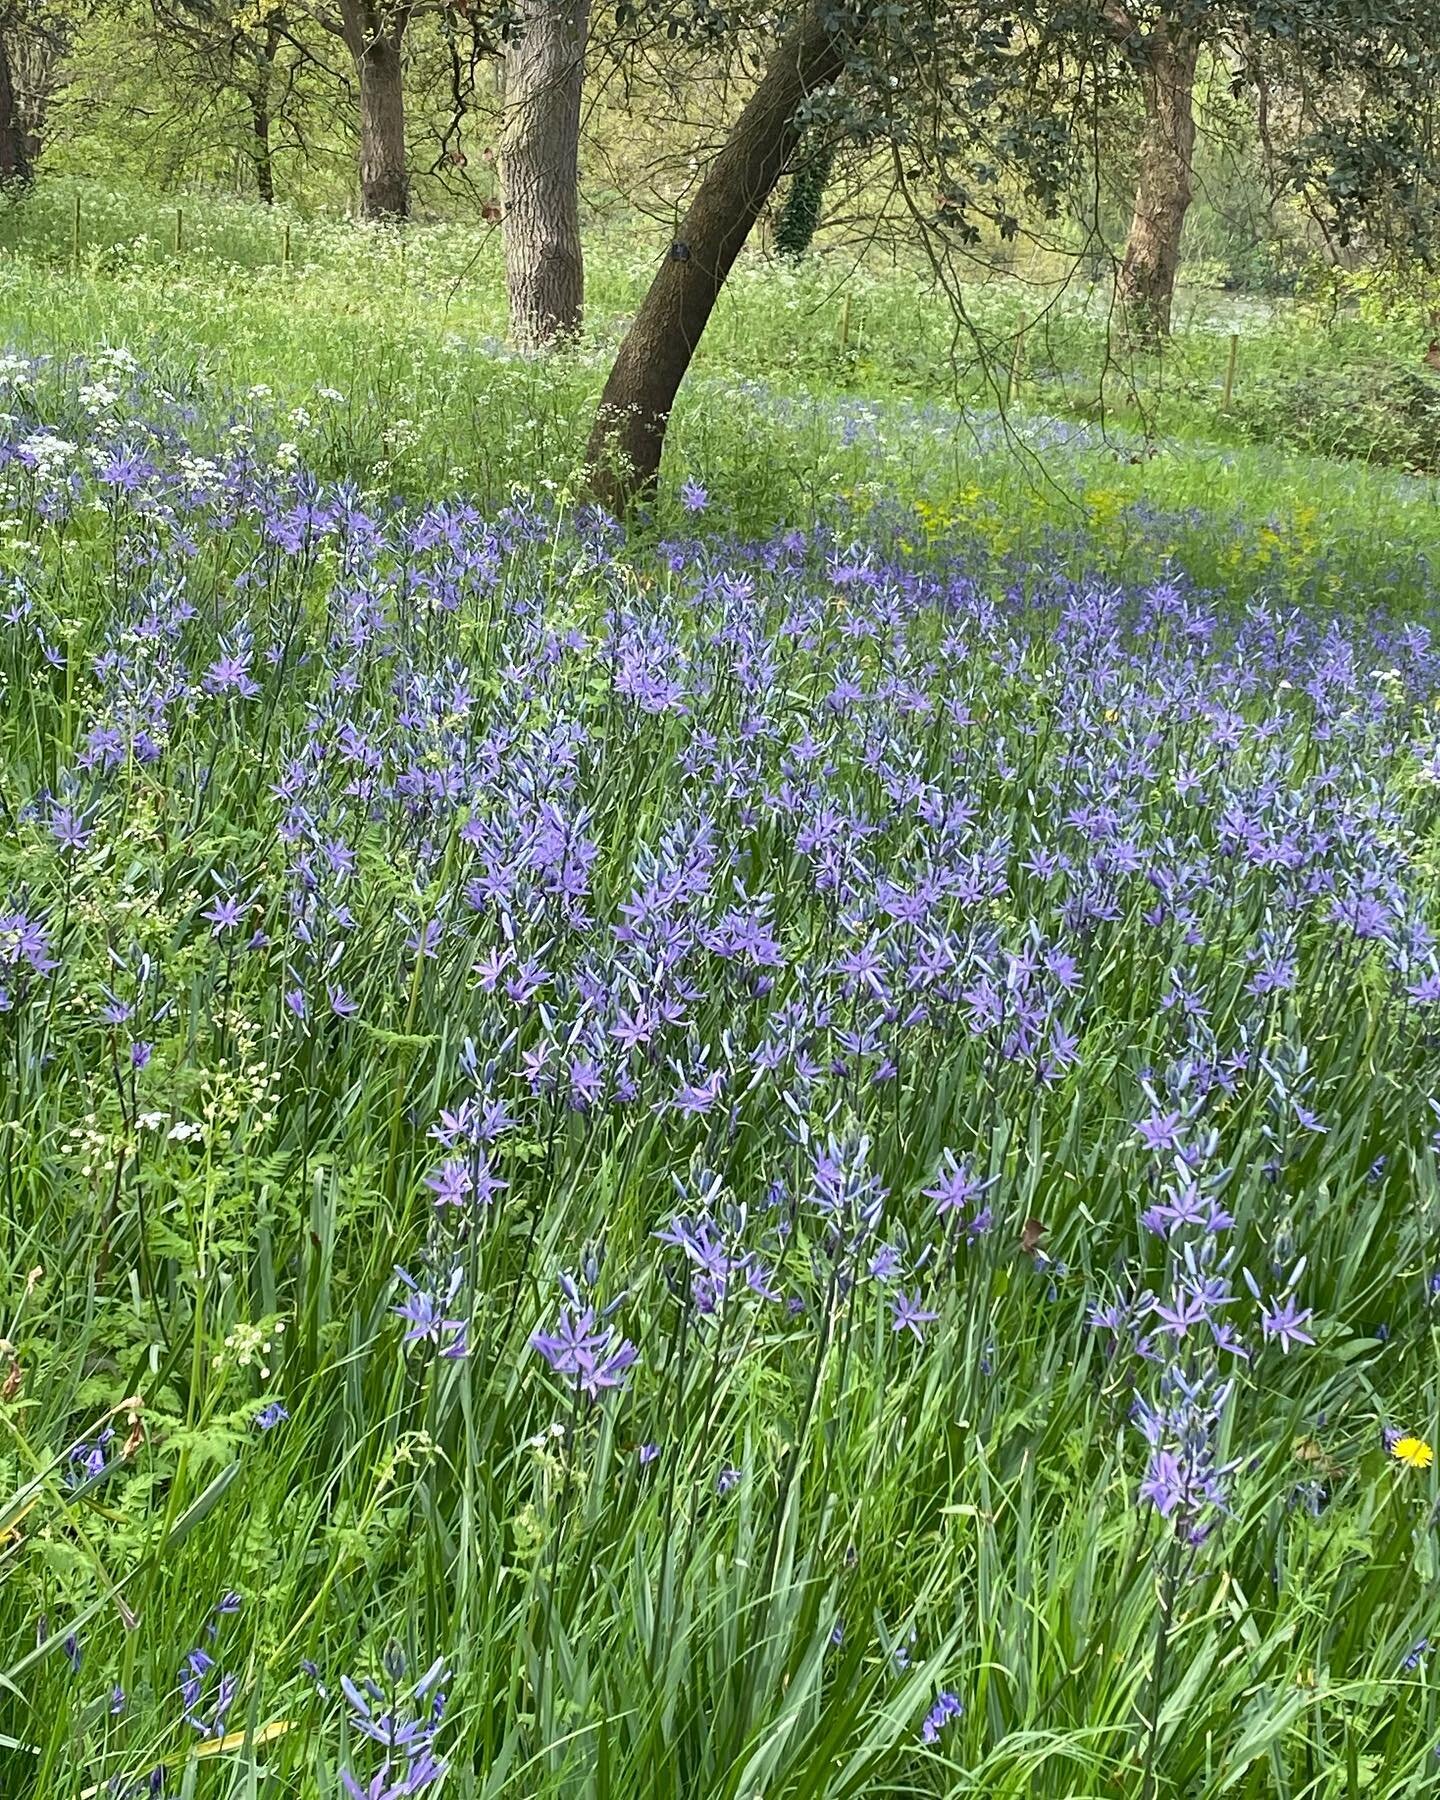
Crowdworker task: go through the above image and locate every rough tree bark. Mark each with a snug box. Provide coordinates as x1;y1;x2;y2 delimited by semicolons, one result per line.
0;15;30;186
501;0;589;349
1114;19;1199;343
338;1;411;220
584;1;848;511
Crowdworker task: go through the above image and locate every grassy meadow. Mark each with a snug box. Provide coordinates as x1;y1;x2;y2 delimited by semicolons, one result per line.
2;183;1440;1799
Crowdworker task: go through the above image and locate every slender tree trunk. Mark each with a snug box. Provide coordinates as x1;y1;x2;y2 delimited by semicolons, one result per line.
249;26;278;206
1116;27;1198;343
584;0;848;511
251;98;275;205
0;22;30;187
501;0;589;349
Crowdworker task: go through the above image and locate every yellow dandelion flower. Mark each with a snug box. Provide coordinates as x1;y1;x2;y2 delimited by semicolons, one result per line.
1392;1435;1434;1470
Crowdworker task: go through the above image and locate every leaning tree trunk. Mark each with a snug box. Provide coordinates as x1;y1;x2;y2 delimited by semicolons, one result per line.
1116;26;1199;344
0;22;30;187
501;0;589;349
584;0;848;511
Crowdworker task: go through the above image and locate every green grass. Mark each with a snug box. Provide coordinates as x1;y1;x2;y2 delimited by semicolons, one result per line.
3;175;1440;550
2;179;1440;1800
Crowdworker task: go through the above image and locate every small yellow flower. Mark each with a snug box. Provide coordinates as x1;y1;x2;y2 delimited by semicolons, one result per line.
1392;1435;1434;1470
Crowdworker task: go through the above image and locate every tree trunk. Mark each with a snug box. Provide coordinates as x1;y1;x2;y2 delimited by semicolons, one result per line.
358;36;408;218
501;0;589;349
337;3;411;220
249;25;278;206
0;22;30;187
1116;27;1198;343
584;1;847;511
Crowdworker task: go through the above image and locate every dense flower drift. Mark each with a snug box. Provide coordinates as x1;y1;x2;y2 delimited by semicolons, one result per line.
5;349;1440;1789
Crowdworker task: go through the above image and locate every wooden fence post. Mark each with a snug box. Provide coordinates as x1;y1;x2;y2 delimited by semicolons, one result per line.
1221;333;1239;412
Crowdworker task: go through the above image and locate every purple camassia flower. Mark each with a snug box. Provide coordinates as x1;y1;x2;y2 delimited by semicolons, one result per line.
340;1656;449;1799
98;447;156;491
201;891;246;936
1408;969;1440;1004
531;1279;637;1399
49;804;94;855
1132;1366;1238;1543
920;1689;963;1744
810;1133;887;1241
179;1648;238;1736
393;1267;468;1358
1134;1109;1187;1154
924;1151;996;1222
1241;1266;1315;1352
0;908;58;978
868;1244;903;1283
1259;1293;1315;1352
891;1289;939;1342
423;1153;506;1209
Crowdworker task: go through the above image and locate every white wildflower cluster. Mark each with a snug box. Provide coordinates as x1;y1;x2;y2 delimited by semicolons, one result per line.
212;1314;287;1378
78;381;122;416
383;417;421;455
18;433;78;480
200;1058;282;1138
64;1116;129;1181
176;452;223;500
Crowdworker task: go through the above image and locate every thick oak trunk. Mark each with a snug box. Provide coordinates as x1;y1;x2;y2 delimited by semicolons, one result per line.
357;35;408;219
501;0;589;349
1116;28;1198;343
585;1;847;510
337;3;411;220
0;24;29;187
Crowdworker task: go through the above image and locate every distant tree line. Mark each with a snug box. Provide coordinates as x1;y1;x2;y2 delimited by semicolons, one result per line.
3;0;1437;507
